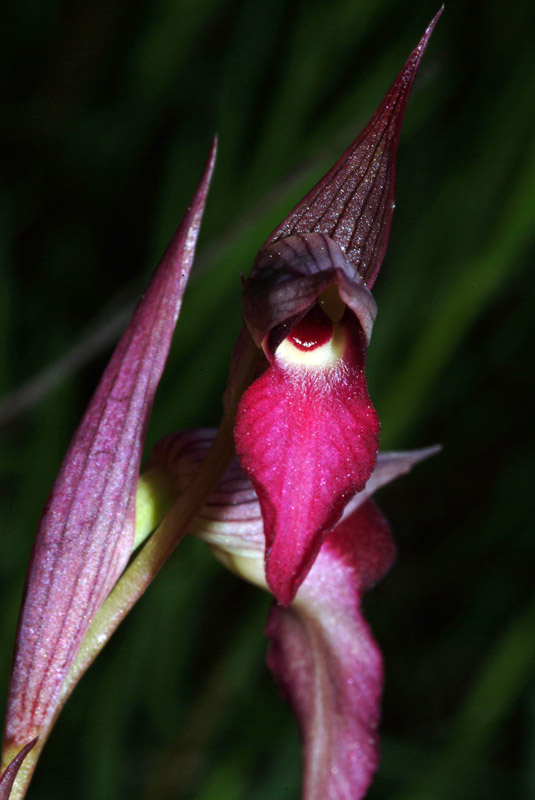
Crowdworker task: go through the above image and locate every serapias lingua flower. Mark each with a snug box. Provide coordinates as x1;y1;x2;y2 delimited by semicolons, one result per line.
235;9;442;606
148;10;442;798
1;9;442;799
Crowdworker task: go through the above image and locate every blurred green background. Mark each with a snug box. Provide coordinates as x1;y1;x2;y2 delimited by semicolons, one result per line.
1;0;534;798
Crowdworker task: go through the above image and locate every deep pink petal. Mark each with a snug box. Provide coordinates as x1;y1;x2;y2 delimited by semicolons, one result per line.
4;142;216;748
0;739;38;800
235;311;379;606
266;501;395;800
263;9;442;287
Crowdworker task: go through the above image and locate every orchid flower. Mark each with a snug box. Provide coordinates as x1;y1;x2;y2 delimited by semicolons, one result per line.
151;10;441;797
236;9;442;606
1;9;441;799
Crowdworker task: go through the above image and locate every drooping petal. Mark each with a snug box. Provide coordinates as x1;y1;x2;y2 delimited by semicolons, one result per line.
266;501;395;800
4;141;216;751
149;432;439;796
235;305;379;606
263;9;443;288
0;740;37;800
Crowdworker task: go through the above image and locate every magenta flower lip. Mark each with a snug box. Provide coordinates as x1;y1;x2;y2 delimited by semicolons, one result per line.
235;305;380;606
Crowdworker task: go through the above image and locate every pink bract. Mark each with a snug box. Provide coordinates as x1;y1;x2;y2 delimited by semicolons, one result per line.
3;142;216;752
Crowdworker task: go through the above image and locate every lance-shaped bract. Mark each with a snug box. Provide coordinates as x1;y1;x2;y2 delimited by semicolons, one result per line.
2;141;216;767
149;428;438;799
236;11;441;606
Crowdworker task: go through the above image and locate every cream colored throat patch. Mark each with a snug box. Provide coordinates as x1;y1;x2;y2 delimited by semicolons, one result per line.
275;322;345;369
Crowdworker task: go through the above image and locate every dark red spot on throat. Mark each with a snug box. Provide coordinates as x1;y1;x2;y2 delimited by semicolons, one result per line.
288;304;333;351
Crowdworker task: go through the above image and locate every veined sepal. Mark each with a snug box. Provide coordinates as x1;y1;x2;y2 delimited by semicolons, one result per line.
262;8;443;289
